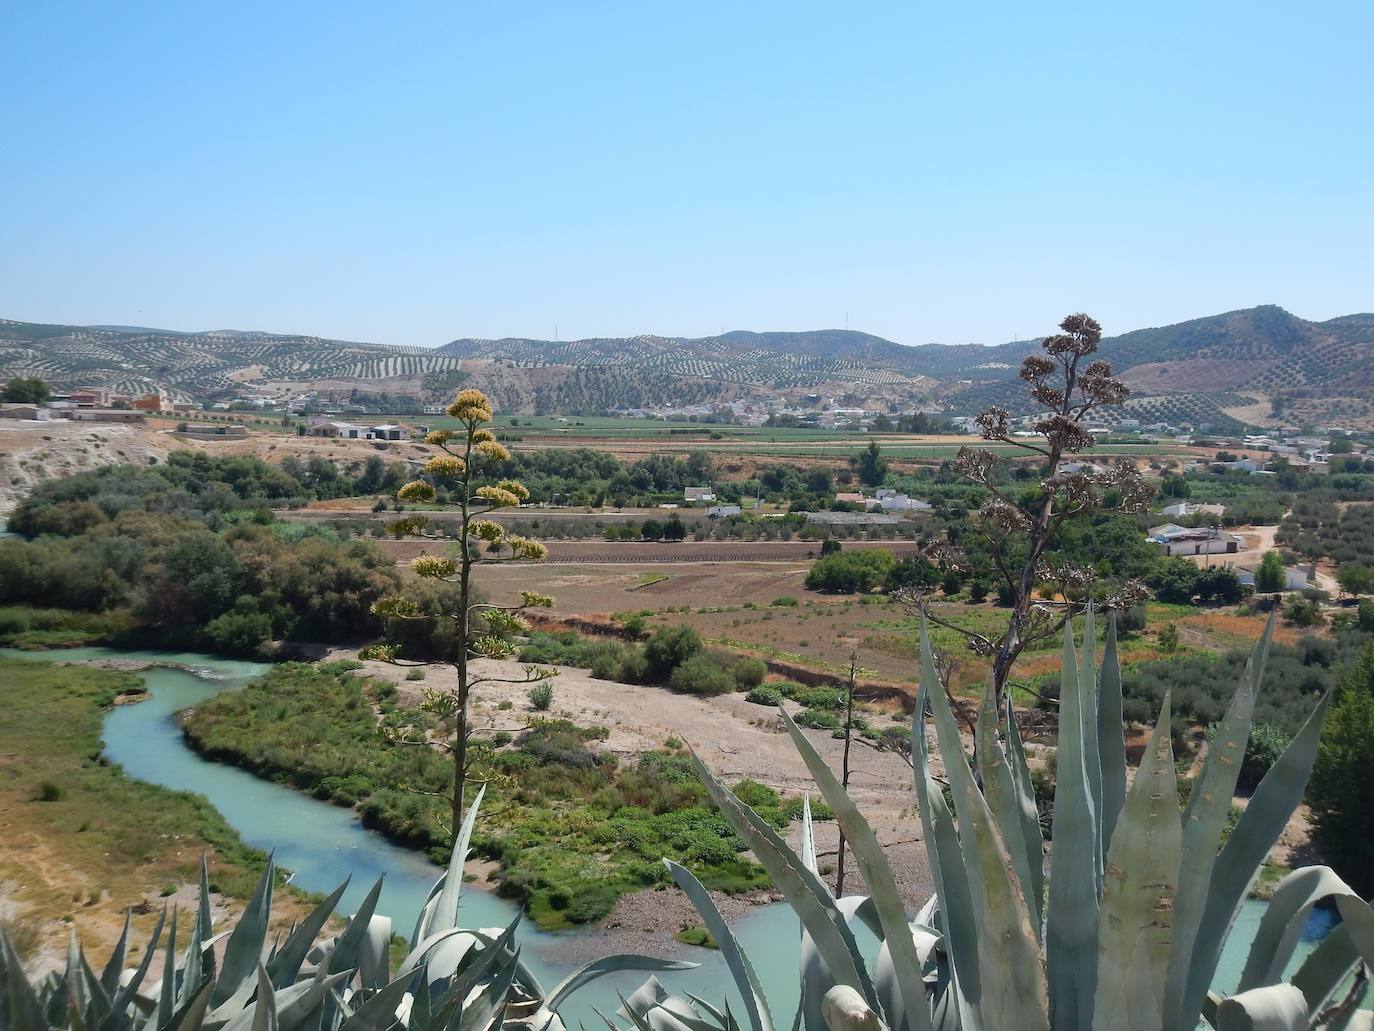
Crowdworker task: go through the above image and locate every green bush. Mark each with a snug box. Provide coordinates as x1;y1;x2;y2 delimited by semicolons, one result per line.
804;548;898;593
528;682;554;711
644;625;703;679
1238;723;1290;792
1309;643;1374;897
793;710;842;731
745;686;783;706
731;657;767;689
669;655;737;696
770;596;799;607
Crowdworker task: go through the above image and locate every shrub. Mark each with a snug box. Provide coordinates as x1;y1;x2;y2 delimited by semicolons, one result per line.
731;657;767;689
405;668;425;681
1309;648;1374;897
528;682;554;711
770;596;799;607
745;686;783;706
669;655;737;696
1238;722;1290;792
1158;622;1180;652
1282;596;1324;628
617;648;650;684
804;548;898;593
644;625;703;679
793;710;842;731
34;779;65;802
1116;605;1147;636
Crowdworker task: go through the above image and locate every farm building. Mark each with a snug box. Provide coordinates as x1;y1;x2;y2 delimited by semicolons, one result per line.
875;489;932;512
1158;501;1226;520
1146;523;1241;557
0;404;51;421
684;486;716;503
1236;565;1310;591
367;424;408;441
706;505;742;518
69;410;146;423
131;394;164;412
177;423;249;437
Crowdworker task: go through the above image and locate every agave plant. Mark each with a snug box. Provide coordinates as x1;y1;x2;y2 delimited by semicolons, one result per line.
0;789;690;1031
672;611;1374;1031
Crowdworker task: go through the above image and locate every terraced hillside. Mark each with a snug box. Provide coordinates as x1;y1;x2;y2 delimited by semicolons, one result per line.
0;320;467;402
4;306;1373;426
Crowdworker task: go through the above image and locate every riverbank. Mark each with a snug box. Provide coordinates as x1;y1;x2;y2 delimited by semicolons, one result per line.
0;656;319;971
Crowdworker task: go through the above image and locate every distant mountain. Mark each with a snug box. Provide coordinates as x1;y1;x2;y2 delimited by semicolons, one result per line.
3;306;1372;427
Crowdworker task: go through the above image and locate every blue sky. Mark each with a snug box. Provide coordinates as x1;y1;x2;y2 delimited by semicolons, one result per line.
4;2;1371;347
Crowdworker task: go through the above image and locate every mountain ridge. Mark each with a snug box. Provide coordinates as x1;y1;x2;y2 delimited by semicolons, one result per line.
3;306;1373;427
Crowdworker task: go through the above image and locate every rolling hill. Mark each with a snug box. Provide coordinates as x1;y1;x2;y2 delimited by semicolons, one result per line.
3;306;1372;427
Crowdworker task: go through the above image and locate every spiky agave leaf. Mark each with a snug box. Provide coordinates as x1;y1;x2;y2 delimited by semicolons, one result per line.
1164;620;1273;1027
920;620;1048;1031
1092;693;1180;1031
211;859;274;1008
779;707;933;1031
1177;689;1332;1030
1045;622;1098;1031
662;860;769;1031
973;679;1039;935
687;749;879;1011
1095;614;1127;859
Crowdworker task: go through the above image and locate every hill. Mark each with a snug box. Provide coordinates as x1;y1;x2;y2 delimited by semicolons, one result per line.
3;306;1372;427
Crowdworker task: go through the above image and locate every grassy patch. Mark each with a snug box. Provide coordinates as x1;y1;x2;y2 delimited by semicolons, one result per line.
674;925;719;949
183;663;826;930
0;657;282;956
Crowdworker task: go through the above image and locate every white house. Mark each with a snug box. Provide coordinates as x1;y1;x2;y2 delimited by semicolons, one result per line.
706;504;742;518
1236;565;1309;591
1159;501;1226;520
684;486;716;503
366;424;407;441
1057;461;1104;476
1146;524;1242;557
0;404;51;421
875;490;932;512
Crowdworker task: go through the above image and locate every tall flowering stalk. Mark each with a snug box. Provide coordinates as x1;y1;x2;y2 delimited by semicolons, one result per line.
361;389;555;846
906;314;1153;707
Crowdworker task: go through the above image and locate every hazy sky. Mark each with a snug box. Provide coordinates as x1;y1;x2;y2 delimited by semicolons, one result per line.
5;2;1372;348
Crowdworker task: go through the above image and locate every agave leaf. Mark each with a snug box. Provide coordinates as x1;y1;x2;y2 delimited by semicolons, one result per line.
213;859;275;1007
100;911;132;999
78;946;112;1026
1289;925;1359;1018
358;914;392;993
177;890;208;1010
1214;983;1308;1030
169;980;214;1031
801;796;819;877
1078;605;1104;877
1164;625;1270;1027
1096;614;1127;858
665;857;774;1031
920;620;1048;1031
456;946;520;1031
1238;866;1361;992
102;907;166;1031
339;972;412;1031
1092;693;1180;1031
197;856;214;943
326;877;385;977
689;748;878;1009
410;875;446;951
912;671;980;1011
1004;692;1046;937
266;878;350;989
546;940;699;1018
800;897;880;1031
431;784;486;937
157;908;178;1027
1045;622;1098;1031
2;927;48;1031
974;680;1037;933
63;928;91;1025
1177;691;1331;1031
780;706;934;1031
252;965;279;1031
658;860;769;1031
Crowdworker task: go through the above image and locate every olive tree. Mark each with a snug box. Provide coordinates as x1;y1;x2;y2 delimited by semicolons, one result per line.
361;389;556;845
